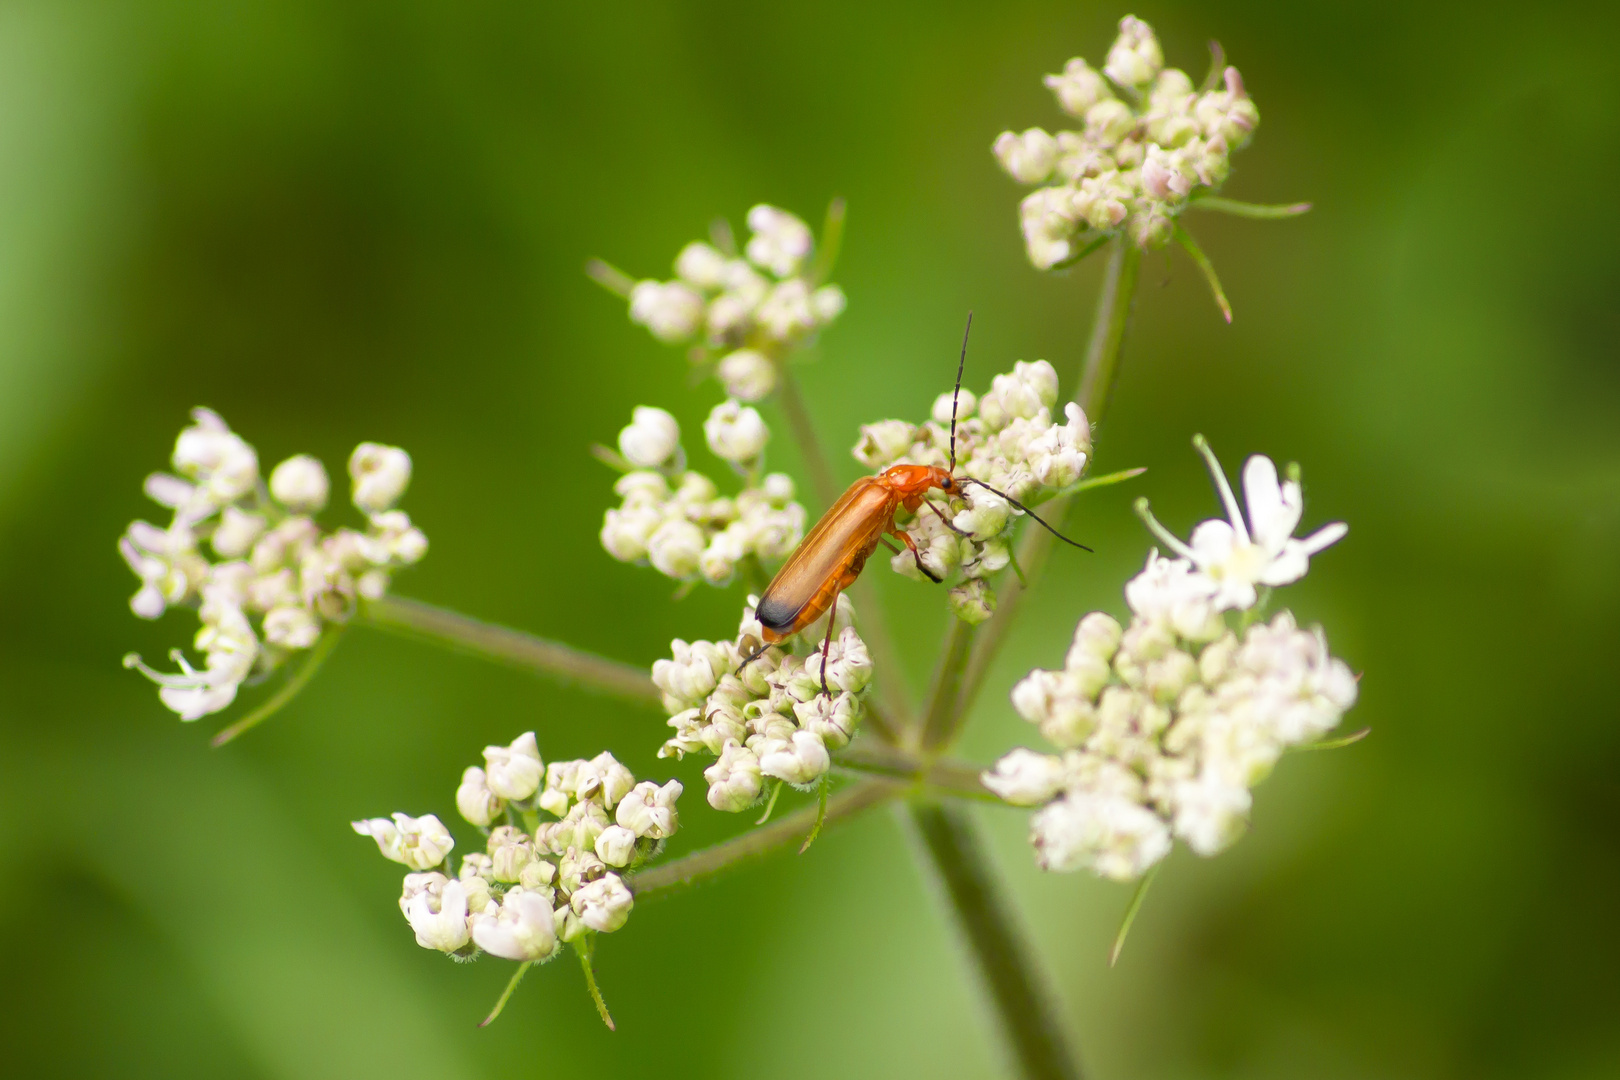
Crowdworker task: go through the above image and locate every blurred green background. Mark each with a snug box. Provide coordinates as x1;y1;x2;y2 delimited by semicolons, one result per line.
1;1;1617;1077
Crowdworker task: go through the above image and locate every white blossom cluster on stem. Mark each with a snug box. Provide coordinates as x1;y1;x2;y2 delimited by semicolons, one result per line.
983;441;1355;880
993;15;1261;265
621;204;846;401
600;404;806;586
352;731;681;963
654;595;873;809
852;359;1091;622
121;408;426;720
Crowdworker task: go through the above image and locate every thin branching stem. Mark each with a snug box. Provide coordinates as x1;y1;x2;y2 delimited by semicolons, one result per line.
359;594;661;708
1190;196;1311;219
628;778;897;901
919;619;978;750
907;802;1084;1080
212;627;345;746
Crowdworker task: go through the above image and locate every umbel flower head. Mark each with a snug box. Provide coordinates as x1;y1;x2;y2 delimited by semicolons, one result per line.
655;595;873;810
993;15;1261;266
605;203;846;401
600;403;806;587
852;359;1092;622
984;439;1355;880
121;409;427;721
353;731;681;963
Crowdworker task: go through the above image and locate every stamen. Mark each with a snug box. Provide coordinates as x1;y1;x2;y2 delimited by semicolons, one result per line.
1132;497;1196;559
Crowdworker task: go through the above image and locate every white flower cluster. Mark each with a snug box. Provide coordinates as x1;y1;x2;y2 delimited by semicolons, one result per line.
654;597;873;810
600;404;806;586
353;732;681;962
993;15;1261;266
121;408;425;720
984;443;1354;880
625;204;847;401
852;360;1091;622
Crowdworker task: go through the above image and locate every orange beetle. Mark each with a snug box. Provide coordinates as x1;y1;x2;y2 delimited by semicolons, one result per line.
747;316;1088;693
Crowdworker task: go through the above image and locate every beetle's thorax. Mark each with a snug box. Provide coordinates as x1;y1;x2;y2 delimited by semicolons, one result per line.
878;463;954;498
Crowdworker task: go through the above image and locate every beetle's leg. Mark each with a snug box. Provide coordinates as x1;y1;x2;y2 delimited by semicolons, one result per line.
893;529;943;584
818;595;839;699
923;498;970;536
878;535;902;555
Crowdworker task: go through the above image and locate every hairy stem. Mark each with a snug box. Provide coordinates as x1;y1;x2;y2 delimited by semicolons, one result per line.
629;778;896;901
954;239;1141;729
907;802;1083;1080
211;626;345;747
359;594;661;708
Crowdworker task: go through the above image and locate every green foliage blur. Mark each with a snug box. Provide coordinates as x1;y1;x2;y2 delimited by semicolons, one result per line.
2;1;1617;1077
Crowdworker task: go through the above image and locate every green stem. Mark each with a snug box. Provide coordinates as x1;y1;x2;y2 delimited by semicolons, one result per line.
954;239;1141;731
1109;863;1160;967
833;743;1001;803
574;938;615;1030
358;595;660;709
584;258;636;297
775;366;842;510
798;773;831;853
907;802;1083;1080
628;779;896;901
809;196;847;286
918;619;978;751
1173;224;1232;323
211;627;345;747
478;960;533;1028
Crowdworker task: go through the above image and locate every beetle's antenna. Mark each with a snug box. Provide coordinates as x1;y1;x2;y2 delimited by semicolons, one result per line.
950;312;972;473
960;478;1093;552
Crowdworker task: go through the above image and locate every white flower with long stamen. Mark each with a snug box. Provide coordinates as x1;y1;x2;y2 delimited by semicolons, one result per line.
989;443;1357;880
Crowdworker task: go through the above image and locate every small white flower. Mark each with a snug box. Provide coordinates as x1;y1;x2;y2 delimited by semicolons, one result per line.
993;128;1059;184
1044;57;1112;116
952;485;1011;540
983;749;1069;806
629;279;704;343
471;888;559;961
716;348;777;402
1103;15;1163;88
594;824;638;868
1018;188;1077;270
646;518;705;579
756;279;817;341
853;419;917;470
1031;790;1171;881
948;579;997;624
1123;550;1225;642
756;729;830;786
811;284;846;324
349;443;412;514
652;638;735;711
403;875;470;953
483;731;544;802
704;740;763;811
489;827;537;883
269;454;330;512
571;873;634;933
1028;402;1091;489
352;812;454;871
262;604;321;649
600;502;664;563
1168;768;1251;856
615;779;681;839
210;507;265;559
703;399;768;463
618;406;681;469
745;204;813;278
172;408;259;507
456;766;504;827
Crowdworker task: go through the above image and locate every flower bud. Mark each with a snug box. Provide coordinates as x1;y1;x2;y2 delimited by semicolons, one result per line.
471;888;558;961
618;406;681;468
1103;15;1163;89
983;748;1068;806
704;399;769;463
594;824;638;867
352;812;454;871
269;454;330;512
716;349;777;402
704;740;763;812
1044;57;1111;116
173;408;259;503
263;604;321;649
1028;402;1091;489
489;827;537;883
675;241;728;288
1129;206;1174;250
992;128;1058;184
571;873;634;933
948;579;997;624
519;858;555;892
792;690;860;750
629;279;704;343
852;420;916;469
1018;188;1077;270
745;204;813;278
646;518;705;579
756;729;829;786
600;503;663;563
1084;98;1136;144
579;751;638;809
483;731;543;802
349;443;412;513
811;284;846;324
952;486;1011;540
